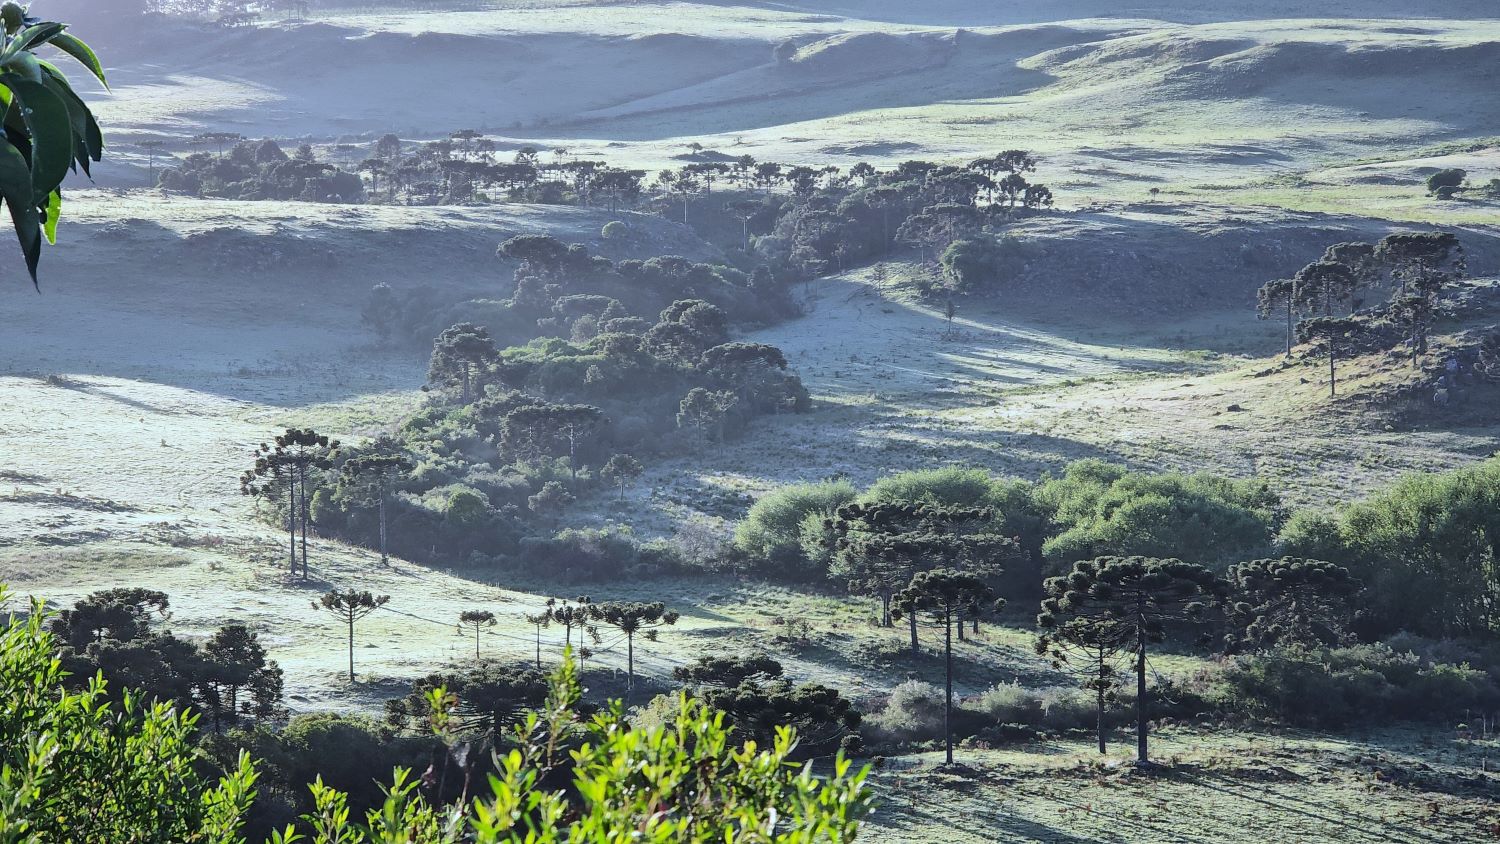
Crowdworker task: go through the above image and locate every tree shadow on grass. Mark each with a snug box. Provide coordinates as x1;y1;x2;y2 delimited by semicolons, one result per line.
1175;769;1457;844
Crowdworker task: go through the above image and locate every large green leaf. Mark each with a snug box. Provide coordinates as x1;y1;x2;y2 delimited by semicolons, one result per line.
0;137;39;282
4;50;42;84
2;74;73;194
7;23;66;57
38;64;99;175
48;33;104;87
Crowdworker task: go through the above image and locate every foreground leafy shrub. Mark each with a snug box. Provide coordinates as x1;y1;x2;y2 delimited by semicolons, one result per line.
0;589;256;843
0;591;872;842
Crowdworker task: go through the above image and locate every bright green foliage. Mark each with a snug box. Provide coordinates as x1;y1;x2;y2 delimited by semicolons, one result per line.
0;587;258;843
1223;557;1360;652
1295;457;1500;637
735;479;857;576
2;595;871;843
270;652;871;843
0;3;105;285
1035;460;1280;569
859;466;996;509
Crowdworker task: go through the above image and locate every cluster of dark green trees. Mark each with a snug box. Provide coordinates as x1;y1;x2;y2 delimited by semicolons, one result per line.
1424;167;1500;202
316;226;820;568
158;137;364;202
45;587;284;733
736;458;1500;640
1256;231;1466;395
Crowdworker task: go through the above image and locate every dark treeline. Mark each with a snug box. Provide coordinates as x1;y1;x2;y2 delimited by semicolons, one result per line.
160;134;1059;298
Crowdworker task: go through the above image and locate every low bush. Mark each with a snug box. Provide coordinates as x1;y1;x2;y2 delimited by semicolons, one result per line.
1213;644;1500;727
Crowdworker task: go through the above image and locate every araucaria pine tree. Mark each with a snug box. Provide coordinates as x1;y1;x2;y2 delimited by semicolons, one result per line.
588;601;679;694
1375;231;1465;365
893;568;1001;765
1038;556;1223;765
1223;557;1359;653
200;623;284;733
458;609;496;661
544;596;598;652
338;441;412;566
1292;260;1358;396
1256;276;1299;358
825;502;1017;654
243;429;338;579
428;322;501;403
314;589;389;682
1035;614;1130;754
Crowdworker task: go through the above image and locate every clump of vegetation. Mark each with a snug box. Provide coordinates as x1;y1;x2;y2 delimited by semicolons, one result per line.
1034;460;1281;571
4;592;874;841
158;138;364;202
1279;455;1500;638
1214;644;1500;727
1256;232;1466;393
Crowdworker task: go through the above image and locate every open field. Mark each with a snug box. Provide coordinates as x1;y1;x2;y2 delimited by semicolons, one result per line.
8;0;1500;839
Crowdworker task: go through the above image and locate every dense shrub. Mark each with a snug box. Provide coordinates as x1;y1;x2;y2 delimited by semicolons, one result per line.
697;679;862;761
860;466;998;508
867;680;946;740
972;683;1102;733
1277;457;1500;638
1036;460;1281;570
734;479;856;579
1214;644;1500;727
518;526;680;581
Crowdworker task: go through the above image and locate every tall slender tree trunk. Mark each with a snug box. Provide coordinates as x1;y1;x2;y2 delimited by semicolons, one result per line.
1096;650;1108;754
299;470;309;580
1136;605;1148;765
1329;328;1337;397
626;633;635;694
378;489;389;565
475;627;482;661
534;626;541;669
909;607;919;655
1284;300;1293;358
347;617;356;682
944;609;954;765
286;480;297;574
